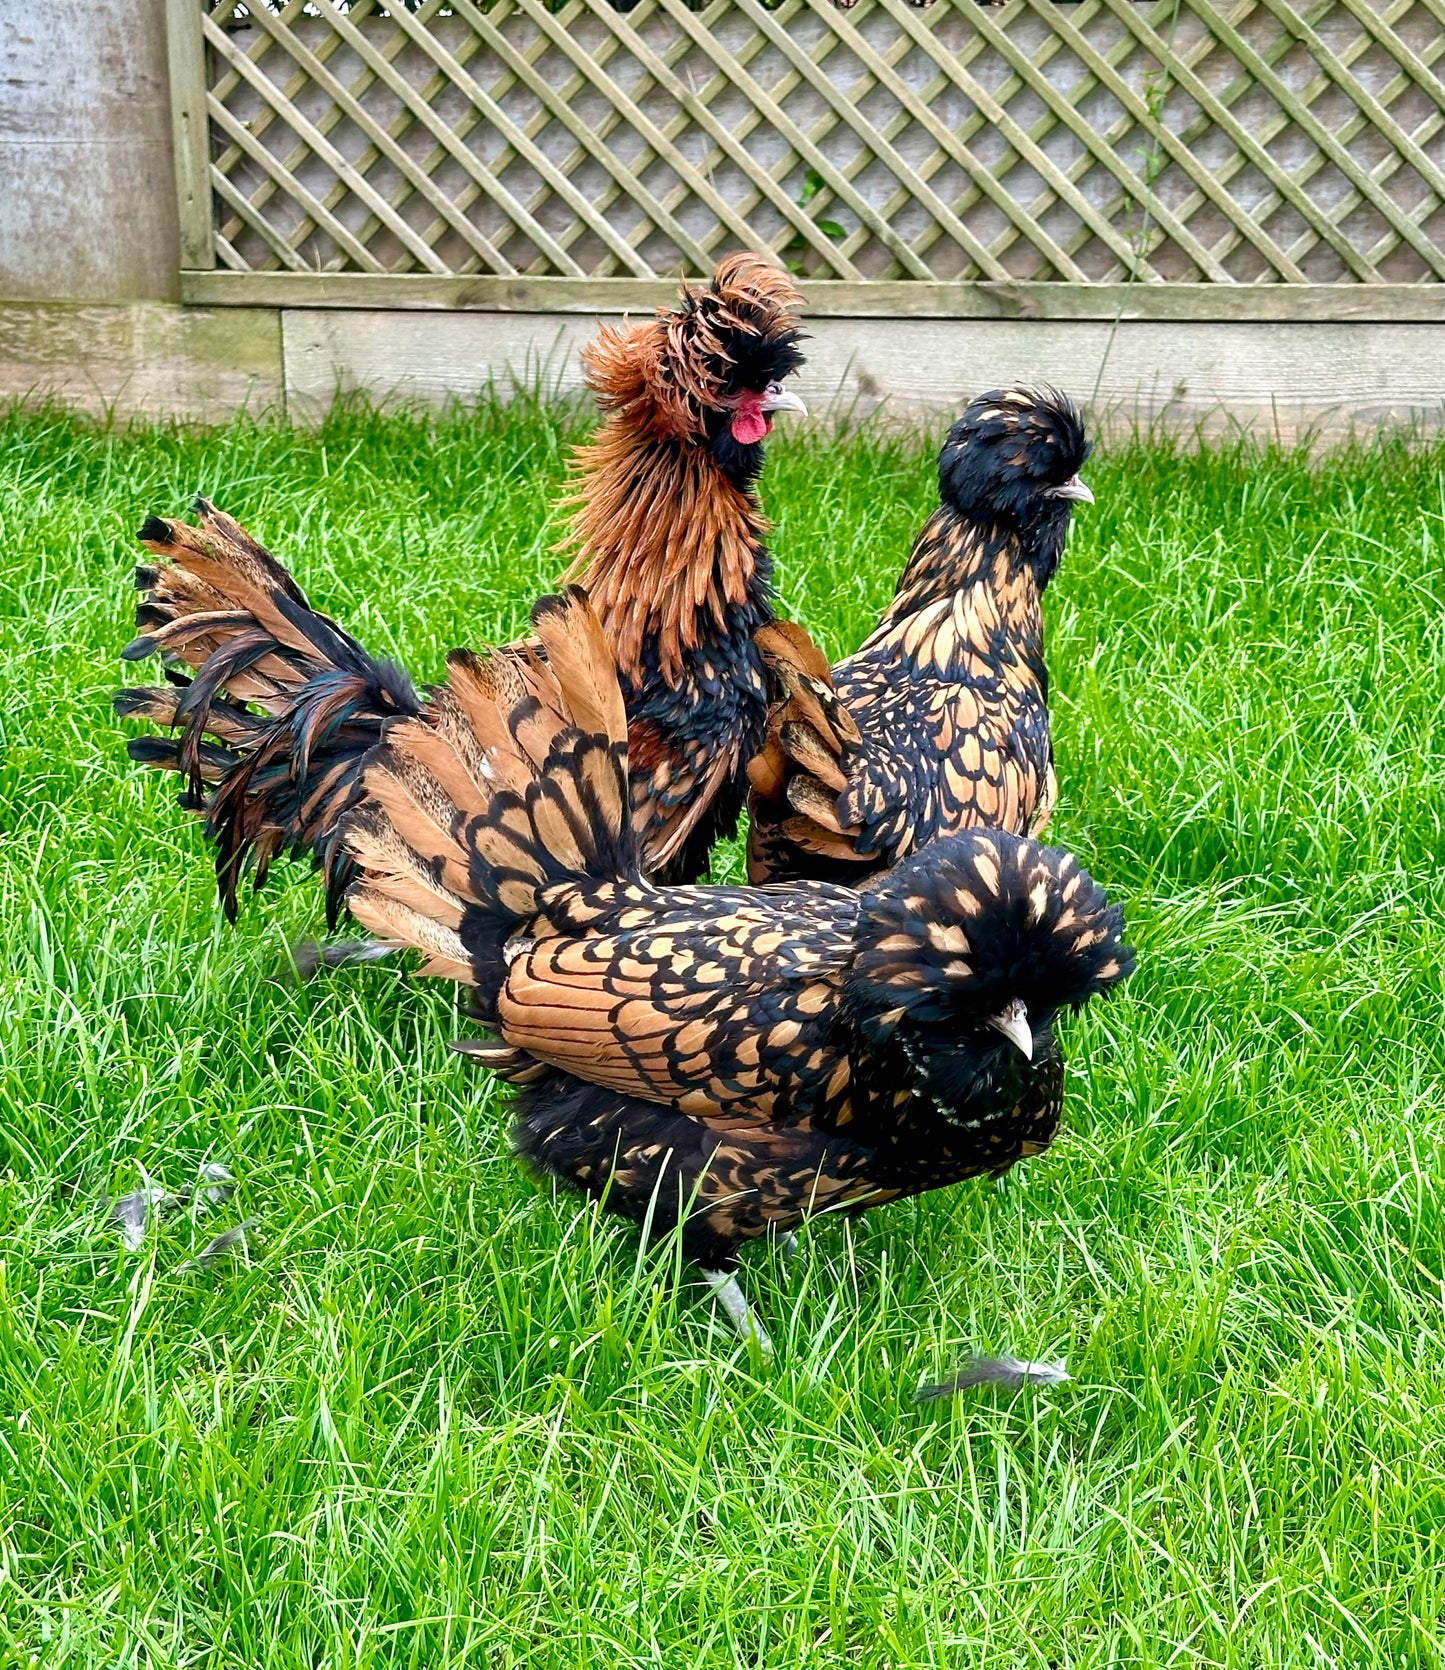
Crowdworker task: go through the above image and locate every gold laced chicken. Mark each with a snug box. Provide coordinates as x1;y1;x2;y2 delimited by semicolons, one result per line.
114;253;807;934
341;589;1133;1351
747;386;1093;886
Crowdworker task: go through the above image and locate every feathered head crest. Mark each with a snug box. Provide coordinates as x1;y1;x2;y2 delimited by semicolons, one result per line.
847;828;1133;1046
581;253;806;442
938;386;1091;517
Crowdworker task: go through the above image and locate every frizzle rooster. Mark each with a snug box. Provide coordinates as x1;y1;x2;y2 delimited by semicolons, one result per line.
340;589;1133;1351
114;253;806;929
746;386;1092;886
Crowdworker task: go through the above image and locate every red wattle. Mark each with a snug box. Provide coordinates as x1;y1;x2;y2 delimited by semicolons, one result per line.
730;408;769;446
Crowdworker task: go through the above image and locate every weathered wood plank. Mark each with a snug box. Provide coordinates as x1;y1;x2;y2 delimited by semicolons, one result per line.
279;305;1445;440
182;272;1445;322
0;298;1437;440
165;0;216;273
0;303;284;420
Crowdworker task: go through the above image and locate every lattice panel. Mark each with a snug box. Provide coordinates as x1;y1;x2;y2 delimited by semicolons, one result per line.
200;0;1445;284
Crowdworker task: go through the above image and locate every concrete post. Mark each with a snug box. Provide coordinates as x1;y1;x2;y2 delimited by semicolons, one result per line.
0;0;179;301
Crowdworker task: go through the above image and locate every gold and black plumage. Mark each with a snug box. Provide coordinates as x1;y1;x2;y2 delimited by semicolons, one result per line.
113;253;806;925
747;386;1093;887
342;588;1133;1345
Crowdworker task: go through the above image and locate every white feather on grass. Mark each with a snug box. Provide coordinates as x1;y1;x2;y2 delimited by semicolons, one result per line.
915;1355;1071;1400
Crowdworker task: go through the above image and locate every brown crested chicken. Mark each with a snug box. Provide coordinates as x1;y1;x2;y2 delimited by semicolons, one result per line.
340;589;1133;1351
747;386;1093;887
114;253;806;929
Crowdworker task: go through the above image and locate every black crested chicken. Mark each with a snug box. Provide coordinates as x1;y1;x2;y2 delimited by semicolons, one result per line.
114;253;806;928
341;589;1133;1351
747;386;1092;886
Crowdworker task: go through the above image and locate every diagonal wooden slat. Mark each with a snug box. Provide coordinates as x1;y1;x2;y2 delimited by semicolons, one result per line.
531;0;785;275
690;0;890;269
1152;0;1389;278
1270;75;1441;273
573;0;791;274
880;0;1232;282
1181;0;1445;276
204;16;453;273
448;0;725;274
182;0;1445;291
1089;0;1384;280
815;3;1105;279
1251;0;1445;202
209;166;316;272
206;93;390;272
872;0;1166;279
562;0;873;277
894;1;1166;279
469;0;750;275
1017;0;1314;282
372;0;562;275
211;0;768;277
786;0;1034;278
932;0;1210;280
209;0;367;198
226;0;576;275
741;1;1036;281
211;2;365;267
1056;0;1410;282
1074;0;1291;279
1181;0;1436;279
481;0;705;277
323;26;496;272
241;0;519;275
314;0;622;275
1325;0;1445;108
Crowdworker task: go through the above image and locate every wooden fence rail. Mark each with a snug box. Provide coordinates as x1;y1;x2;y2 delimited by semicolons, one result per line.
172;0;1443;313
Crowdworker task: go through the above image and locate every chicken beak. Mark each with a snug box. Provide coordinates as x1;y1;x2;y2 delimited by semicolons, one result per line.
986;998;1033;1059
760;381;808;418
1049;475;1094;504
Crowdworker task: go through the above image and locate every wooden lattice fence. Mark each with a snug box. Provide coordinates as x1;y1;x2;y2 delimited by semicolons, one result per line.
170;0;1445;315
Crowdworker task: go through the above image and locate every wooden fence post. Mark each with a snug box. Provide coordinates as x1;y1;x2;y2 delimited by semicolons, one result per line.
168;0;216;271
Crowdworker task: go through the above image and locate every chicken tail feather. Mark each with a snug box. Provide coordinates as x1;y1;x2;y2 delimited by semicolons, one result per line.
114;499;424;923
746;619;872;881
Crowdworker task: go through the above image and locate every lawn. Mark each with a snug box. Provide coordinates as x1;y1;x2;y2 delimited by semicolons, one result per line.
0;398;1440;1668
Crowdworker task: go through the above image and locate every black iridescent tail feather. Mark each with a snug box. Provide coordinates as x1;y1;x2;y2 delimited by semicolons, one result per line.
114;498;424;924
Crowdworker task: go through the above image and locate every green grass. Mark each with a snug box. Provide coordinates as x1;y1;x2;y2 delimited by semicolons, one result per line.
0;398;1440;1668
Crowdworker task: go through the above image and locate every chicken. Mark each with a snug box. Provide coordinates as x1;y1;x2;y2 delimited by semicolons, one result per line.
746;386;1092;887
341;589;1133;1351
559;253;806;883
114;252;806;927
